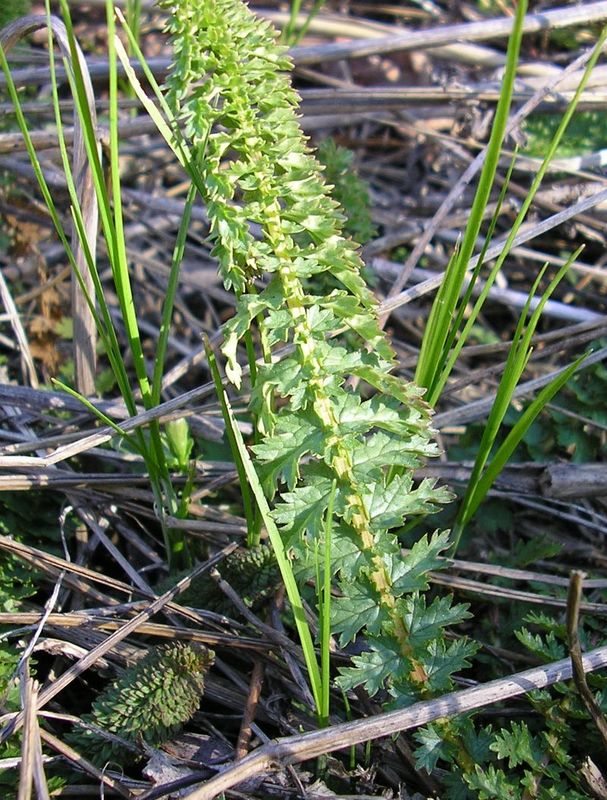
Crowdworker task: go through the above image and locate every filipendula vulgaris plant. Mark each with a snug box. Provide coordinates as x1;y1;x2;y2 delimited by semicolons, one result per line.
156;544;279;613
160;0;477;717
67;643;214;766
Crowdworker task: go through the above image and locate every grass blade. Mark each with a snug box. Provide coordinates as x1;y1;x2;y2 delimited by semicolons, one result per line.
454;351;588;543
104;0;152;408
320;479;336;728
206;345;323;713
415;0;527;393
428;153;518;405
152;183;196;405
204;337;257;547
452;248;585;552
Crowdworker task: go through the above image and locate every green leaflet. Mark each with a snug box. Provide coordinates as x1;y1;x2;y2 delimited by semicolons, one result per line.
362;476;453;532
252;411;324;492
331;580;388;644
388;531;451;593
162;0;471;709
351;431;434;480
337;638;410;696
403;594;472;649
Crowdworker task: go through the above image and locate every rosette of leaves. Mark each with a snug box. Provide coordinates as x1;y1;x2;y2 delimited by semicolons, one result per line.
157;545;279;613
415;613;607;798
68;643;213;765
161;0;475;705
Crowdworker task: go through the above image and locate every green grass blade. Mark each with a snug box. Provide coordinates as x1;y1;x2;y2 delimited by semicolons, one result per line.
204;337;257;546
207;354;323;713
519;248;584;351
415;246;459;391
415;0;527;393
57;1;120;271
43;3;137;408
152;183;196;405
114;8;192;169
125;0;142;52
283;0;303;43
52;379;130;440
54;0;185;565
0;47;82;290
55;0;150;423
456;351;587;540
1;18;133;407
419;16;606;410
460;273;542;499
103;1;179;542
320;478;336;728
455;261;568;518
428;153;517;405
452;248;584;552
105;0;152;408
444;26;607;401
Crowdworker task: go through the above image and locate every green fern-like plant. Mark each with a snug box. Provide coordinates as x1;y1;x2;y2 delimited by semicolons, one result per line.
415;612;607;798
68;642;213;765
160;0;475;707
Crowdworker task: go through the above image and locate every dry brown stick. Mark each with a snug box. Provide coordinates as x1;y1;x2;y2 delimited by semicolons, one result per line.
1;15;99;394
0;532;146;598
74;504;154;596
0;472;154;490
17;668;35;800
38;728;134;799
580;757;607;799
431;572;607;615
6;3;607;72
541;464;607;500
0;612;269;651
235;659;265;760
297;86;607;113
31;709;51;800
0;383;138;418
566;571;607;751
0;379;217;468
379;185;607;317
208;570;306;660
378;34;607;314
444;555;607;590
179;645;607;800
420;462;607;501
291;2;607;65
17;673;51;800
0;114;158;154
0;265;37;388
375;257;603;324
0;532;246;635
